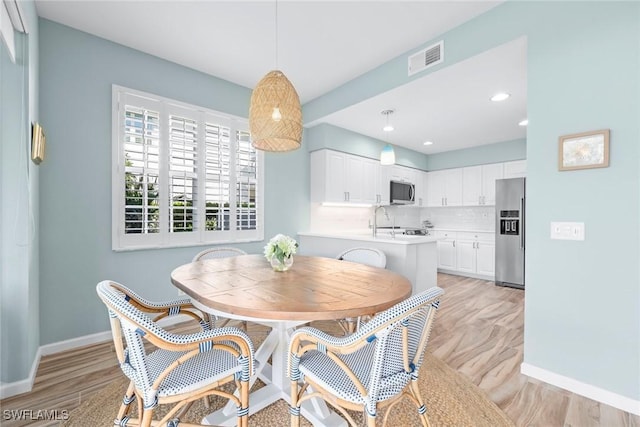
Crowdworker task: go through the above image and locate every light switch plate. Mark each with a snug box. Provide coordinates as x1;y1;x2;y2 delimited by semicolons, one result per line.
551;222;585;240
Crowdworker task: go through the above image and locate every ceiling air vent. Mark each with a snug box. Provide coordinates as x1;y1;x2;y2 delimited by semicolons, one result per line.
408;40;444;76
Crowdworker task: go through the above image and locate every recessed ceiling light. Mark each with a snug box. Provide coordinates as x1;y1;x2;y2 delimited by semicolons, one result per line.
490;92;510;102
518;119;528;126
423;141;434;146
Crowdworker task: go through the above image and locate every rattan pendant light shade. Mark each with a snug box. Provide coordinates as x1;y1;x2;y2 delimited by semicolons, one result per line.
249;70;303;152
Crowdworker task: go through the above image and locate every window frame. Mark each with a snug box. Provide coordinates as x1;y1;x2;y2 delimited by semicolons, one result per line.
111;85;264;251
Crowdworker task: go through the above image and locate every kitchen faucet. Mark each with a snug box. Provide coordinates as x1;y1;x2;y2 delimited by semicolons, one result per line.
372;205;391;238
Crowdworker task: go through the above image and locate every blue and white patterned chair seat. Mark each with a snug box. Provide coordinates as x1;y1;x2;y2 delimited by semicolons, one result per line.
298;341;412;404
289;287;444;427
120;347;257;398
97;280;255;427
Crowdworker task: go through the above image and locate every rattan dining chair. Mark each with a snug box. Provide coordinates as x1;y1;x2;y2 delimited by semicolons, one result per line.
97;280;255;427
289;286;444;427
192;247;248;330
336;247;387;268
336;247;388;333
192;247;247;261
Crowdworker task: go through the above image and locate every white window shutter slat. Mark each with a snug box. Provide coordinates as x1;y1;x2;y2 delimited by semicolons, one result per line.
112;86;263;250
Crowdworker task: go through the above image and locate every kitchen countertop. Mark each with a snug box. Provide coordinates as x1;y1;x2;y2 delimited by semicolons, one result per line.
431;228;495;234
297;231;439;245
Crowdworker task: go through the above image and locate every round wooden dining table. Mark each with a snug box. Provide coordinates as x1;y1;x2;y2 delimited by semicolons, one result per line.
171;254;412;426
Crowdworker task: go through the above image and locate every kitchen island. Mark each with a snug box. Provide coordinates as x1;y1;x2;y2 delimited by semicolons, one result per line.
297;231;438;295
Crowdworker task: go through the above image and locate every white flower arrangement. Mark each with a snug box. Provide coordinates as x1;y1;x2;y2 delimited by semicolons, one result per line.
264;234;299;264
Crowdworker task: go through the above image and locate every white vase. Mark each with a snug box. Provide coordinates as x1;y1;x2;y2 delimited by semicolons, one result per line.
270;256;293;272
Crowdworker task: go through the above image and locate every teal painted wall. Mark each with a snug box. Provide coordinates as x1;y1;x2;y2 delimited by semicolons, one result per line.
306;0;640;402
523;1;639;401
426;139;526;170
38;19;309;345
0;0;40;383
307;123;428;170
2;1;635;404
306;124;524;172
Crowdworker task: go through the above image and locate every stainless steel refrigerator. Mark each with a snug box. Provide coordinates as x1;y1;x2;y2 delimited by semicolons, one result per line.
495;177;525;289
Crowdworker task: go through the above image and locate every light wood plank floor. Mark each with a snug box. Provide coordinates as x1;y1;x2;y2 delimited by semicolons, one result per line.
1;273;637;426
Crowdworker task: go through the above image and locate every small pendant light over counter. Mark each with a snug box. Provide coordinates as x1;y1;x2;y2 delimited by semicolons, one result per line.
380;144;396;165
380;109;396;165
249;0;302;152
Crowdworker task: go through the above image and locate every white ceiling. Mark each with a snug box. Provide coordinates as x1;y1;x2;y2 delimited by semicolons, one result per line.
321;37;527;154
35;0;526;155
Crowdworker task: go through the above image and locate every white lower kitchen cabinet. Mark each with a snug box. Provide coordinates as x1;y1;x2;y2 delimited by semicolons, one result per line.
436;230;495;280
476;240;495;276
455;239;476;274
434;231;457;270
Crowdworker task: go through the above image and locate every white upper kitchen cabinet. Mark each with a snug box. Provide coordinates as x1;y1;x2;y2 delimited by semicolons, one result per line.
503;160;527;179
317;150;346;203
426;169;462;207
344;155;364;202
414;170;428;207
462;163;503;206
378;164;394;205
310;149;379;204
360;157;380;204
395;165;417;184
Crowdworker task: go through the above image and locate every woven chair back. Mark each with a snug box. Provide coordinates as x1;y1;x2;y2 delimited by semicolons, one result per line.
97;281;170;395
336;247;387;268
360;288;442;403
192;247;247;262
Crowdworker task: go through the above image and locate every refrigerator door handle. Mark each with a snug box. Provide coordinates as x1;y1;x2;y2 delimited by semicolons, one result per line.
520;197;525;250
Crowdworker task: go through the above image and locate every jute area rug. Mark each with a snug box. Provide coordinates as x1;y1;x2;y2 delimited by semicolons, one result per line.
63;322;513;427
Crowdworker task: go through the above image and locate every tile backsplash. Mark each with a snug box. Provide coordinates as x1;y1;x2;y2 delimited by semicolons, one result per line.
309;203;372;232
421;206;495;231
309;204;494;232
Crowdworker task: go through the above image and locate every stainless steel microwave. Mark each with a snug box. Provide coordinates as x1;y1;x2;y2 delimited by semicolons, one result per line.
390;180;415;205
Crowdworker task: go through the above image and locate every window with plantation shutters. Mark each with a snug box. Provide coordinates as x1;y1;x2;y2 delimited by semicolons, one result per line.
235;130;258;231
112;86;264;250
122;106;160;235
204;123;231;232
168;113;198;234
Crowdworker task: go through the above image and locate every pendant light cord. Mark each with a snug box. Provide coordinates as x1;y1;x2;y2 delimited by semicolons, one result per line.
275;0;279;70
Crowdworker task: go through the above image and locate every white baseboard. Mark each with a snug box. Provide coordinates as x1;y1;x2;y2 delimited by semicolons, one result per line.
40;330;113;356
0;347;41;399
521;362;640;416
0;316;187;399
437;268;494;282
